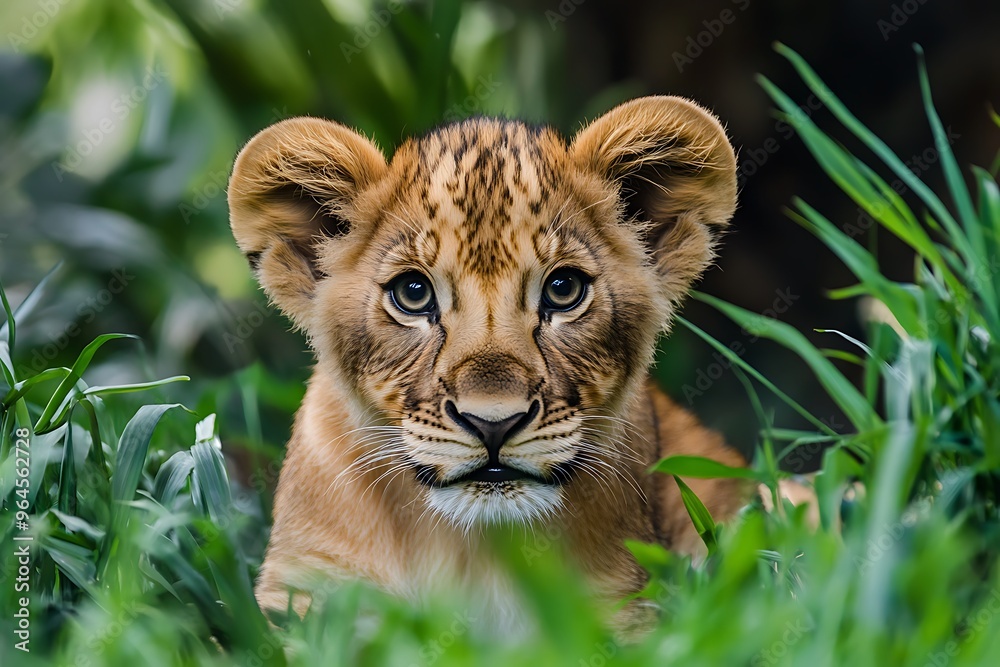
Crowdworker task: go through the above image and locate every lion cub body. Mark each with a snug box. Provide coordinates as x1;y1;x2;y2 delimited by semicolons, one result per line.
257;373;744;623
228;97;746;629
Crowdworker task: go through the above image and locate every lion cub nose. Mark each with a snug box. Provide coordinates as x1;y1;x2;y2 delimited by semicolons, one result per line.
445;401;539;461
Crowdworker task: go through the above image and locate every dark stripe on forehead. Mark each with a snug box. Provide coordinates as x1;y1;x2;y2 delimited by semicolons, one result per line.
377;228;417;256
446;272;461;311
562;226;601;263
418;228;441;266
391;118;571;278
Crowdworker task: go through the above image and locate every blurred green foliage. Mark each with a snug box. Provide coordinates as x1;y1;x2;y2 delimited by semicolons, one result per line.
0;0;635;473
2;1;1000;666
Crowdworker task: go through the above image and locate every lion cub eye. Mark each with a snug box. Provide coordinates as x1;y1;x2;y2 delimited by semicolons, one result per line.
541;268;589;312
389;271;437;315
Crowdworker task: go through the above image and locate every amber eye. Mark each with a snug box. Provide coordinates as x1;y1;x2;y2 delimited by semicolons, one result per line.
389;271;436;315
541;268;589;311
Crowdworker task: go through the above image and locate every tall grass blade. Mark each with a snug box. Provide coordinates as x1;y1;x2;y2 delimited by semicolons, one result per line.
773;42;976;266
673;476;718;554
692;292;881;432
110;404;184;523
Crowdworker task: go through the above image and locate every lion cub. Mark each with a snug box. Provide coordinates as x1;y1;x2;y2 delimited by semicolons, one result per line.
228;96;746;632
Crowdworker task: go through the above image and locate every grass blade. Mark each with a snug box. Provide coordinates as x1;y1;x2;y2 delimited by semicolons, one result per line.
0;278;14;356
913;45;980;243
78;397;107;473
153;450;195;507
678;315;835;435
191;444;232;523
652;455;761;480
0;262;65;354
673;476;718;554
773;42;976;266
58;416;77;515
789;202;922;332
3;367;72;407
111;404;184;519
82;376;190;398
692;292;881;432
34;334;138;434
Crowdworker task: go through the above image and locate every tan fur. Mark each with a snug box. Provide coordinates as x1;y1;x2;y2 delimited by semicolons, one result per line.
228;96;745;633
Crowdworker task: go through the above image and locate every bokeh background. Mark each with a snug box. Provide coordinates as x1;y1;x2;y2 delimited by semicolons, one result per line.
1;0;998;480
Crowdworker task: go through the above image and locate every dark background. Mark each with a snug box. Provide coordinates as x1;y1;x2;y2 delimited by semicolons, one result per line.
1;0;997;474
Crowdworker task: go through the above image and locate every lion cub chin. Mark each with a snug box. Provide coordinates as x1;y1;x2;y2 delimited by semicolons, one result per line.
228;95;747;636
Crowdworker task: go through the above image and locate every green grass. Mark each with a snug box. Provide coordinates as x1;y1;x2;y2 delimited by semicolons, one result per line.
3;45;1000;666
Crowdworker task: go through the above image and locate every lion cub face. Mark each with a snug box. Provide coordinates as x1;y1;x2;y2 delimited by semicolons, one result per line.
228;98;736;530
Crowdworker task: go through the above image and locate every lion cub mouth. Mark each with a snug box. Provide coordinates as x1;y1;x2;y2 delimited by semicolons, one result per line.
453;463;542;485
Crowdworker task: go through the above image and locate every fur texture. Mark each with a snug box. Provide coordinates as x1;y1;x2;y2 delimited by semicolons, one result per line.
227;96;746;634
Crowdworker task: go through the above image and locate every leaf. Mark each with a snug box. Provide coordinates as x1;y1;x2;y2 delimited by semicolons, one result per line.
191;439;232;523
111;404;184;517
153;450;195;507
82;376;190;398
652;455;761;480
3;367;72;407
38;534;97;595
674;476;717;554
914;46;980;249
788;198;922;334
35;334;139;434
0;261;64;354
49;508;106;542
973;166;1000;319
0;332;14;391
78;397;107;473
624;539;674;571
58;417;77;515
0;278;14;357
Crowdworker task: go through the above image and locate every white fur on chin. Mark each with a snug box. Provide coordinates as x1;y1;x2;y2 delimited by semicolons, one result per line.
425;481;563;534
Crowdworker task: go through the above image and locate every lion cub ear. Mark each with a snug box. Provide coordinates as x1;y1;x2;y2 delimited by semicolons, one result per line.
569;96;737;308
228;117;387;327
